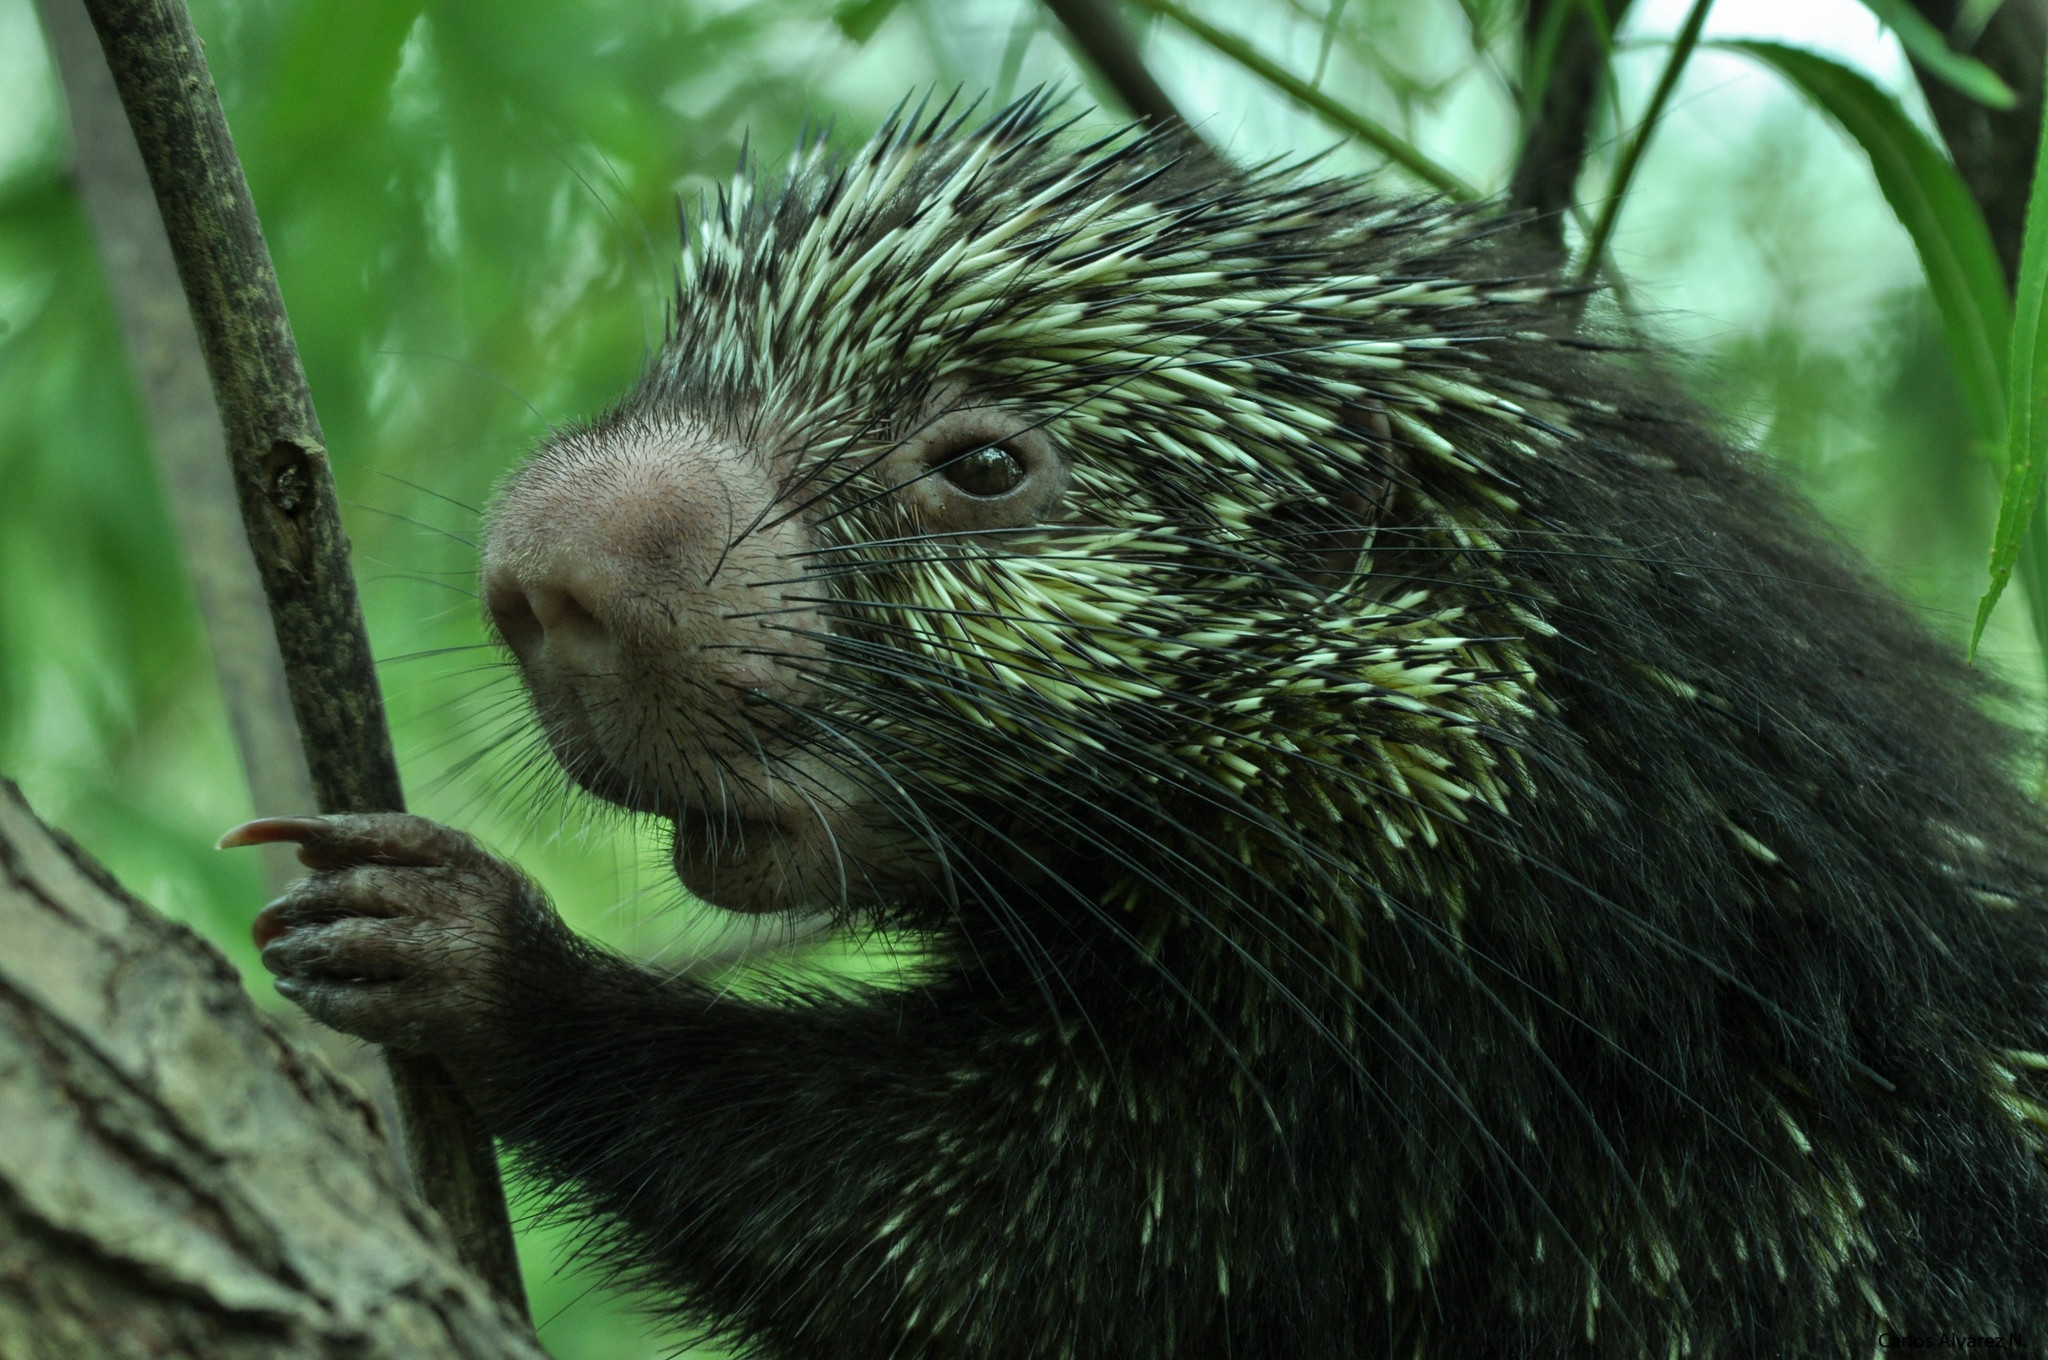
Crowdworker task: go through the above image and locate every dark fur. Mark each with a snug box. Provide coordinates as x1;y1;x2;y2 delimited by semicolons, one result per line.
458;107;2048;1357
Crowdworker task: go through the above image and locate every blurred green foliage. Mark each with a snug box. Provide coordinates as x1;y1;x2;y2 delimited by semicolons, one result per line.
1;0;2038;1353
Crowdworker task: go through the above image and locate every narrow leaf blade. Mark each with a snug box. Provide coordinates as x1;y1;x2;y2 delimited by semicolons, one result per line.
1856;0;2017;109
1724;41;2047;664
1977;74;2048;656
1726;40;2009;448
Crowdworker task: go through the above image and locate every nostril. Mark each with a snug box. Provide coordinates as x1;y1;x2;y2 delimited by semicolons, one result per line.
526;584;602;639
485;572;545;661
485;568;611;673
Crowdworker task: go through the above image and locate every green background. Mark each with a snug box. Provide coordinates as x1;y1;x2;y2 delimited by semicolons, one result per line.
1;0;2032;1353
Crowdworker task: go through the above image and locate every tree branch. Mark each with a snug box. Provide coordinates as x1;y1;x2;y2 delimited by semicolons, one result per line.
1039;0;1198;132
75;0;525;1311
1127;0;1479;195
1509;0;1638;256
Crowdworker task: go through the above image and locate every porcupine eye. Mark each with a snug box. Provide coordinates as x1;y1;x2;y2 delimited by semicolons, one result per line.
881;404;1067;534
940;445;1024;497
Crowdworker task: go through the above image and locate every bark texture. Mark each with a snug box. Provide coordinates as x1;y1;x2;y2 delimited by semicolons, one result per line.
0;778;546;1360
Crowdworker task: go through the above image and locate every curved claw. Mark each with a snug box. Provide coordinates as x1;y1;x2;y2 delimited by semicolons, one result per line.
219;812;489;871
251;894;294;949
218;816;329;851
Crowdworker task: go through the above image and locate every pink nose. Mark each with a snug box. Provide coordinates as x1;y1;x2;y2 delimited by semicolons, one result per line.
479;422;830;708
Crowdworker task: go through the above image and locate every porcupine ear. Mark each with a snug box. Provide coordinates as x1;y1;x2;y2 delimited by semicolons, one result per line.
1274;406;1403;596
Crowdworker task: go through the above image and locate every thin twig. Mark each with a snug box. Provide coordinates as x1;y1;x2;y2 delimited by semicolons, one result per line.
32;0;316;900
1311;0;1351;88
1574;0;1715;282
76;0;529;1317
1127;0;1480;199
994;2;1042;110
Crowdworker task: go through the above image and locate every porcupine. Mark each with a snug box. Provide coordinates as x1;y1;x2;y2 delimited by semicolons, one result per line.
230;94;2048;1357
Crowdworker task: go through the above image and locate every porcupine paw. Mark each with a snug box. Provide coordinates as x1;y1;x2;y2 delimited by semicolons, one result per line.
221;813;553;1059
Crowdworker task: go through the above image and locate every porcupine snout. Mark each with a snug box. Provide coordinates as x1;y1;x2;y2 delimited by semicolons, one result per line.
478;419;828;821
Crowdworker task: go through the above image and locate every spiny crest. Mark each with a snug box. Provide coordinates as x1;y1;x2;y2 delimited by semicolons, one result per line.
656;94;1595;877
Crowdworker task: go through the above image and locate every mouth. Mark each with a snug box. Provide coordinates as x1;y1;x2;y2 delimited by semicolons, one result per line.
546;704;808;827
669;811;782;875
665;804;858;917
659;776;948;919
530;696;934;917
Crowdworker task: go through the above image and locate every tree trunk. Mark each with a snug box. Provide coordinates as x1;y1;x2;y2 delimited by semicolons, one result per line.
0;777;544;1360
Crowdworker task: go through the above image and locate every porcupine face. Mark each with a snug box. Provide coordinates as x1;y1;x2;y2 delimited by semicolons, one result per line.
481;96;1554;920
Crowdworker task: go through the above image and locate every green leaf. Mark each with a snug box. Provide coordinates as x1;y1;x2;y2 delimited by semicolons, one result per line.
1726;41;2043;662
1954;0;2010;51
1975;70;2048;656
832;0;904;44
1855;0;2016;110
1725;42;2009;453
